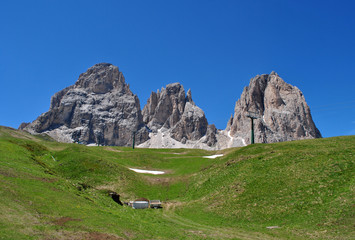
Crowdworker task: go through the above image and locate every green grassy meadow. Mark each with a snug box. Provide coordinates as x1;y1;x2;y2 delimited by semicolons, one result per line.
0;126;354;239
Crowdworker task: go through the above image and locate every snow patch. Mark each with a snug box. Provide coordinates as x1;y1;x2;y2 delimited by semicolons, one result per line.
203;154;223;159
224;130;246;147
86;143;99;147
128;168;165;175
240;137;247;146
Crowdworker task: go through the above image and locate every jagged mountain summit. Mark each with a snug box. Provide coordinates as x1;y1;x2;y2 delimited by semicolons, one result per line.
21;63;321;149
22;63;149;146
138;83;217;148
226;71;322;145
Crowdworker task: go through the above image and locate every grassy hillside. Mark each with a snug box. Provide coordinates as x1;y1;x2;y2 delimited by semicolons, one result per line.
0;126;354;239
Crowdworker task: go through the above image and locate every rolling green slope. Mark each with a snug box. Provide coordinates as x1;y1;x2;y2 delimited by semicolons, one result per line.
0;126;354;239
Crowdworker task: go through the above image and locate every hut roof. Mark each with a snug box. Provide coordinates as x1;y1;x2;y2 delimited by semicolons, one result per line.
135;197;149;202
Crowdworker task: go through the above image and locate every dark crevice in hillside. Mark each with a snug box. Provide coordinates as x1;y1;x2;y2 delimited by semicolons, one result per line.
9;140;48;154
8;140;57;175
29;155;56;175
76;182;92;191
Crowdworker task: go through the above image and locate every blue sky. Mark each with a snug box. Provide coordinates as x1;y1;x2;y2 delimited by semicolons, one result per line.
0;0;354;138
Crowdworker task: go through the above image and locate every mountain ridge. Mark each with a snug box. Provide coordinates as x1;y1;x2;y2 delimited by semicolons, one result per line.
21;63;321;149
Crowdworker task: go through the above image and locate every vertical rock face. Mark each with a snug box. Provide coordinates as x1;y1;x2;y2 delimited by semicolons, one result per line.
141;83;212;145
142;83;186;131
20;64;321;149
23;63;149;146
170;101;208;142
228;72;321;144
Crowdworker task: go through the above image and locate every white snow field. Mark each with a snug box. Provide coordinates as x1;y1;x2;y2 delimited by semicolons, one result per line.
202;154;224;159
128;168;165;175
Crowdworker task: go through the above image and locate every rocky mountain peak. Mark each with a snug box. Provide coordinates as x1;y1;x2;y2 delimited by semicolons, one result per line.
186;89;195;105
20;64;321;150
22;63;148;146
75;63;132;95
142;82;187;130
270;71;278;76
141;82;213;146
228;72;321;144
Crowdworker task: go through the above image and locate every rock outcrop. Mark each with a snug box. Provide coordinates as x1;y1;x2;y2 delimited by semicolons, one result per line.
139;83;216;148
22;63;149;146
142;83;187;132
227;71;322;145
21;63;321;149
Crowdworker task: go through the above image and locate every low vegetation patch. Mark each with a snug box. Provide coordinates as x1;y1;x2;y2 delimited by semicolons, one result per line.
0;126;354;239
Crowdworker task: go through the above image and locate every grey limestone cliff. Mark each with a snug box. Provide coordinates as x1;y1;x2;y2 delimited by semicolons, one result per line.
227;71;322;145
22;63;149;146
21;64;321;149
141;83;214;146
